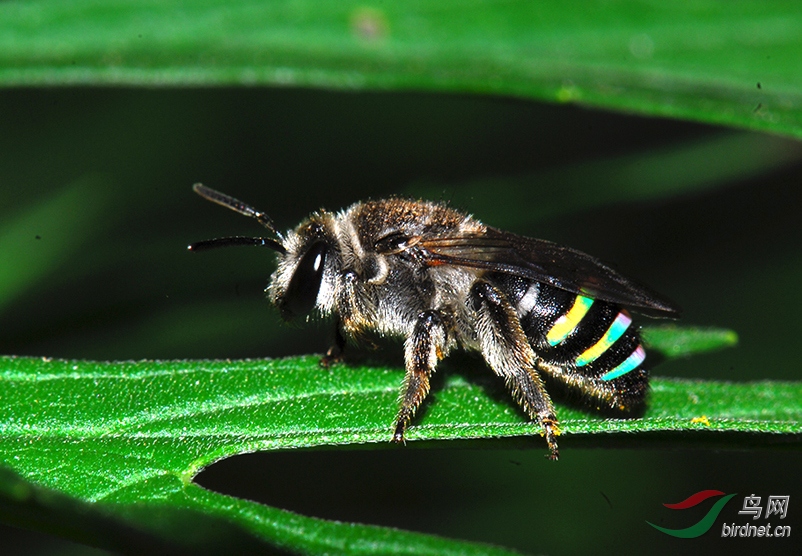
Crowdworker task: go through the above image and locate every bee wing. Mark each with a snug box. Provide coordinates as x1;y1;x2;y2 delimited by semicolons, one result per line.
419;227;680;317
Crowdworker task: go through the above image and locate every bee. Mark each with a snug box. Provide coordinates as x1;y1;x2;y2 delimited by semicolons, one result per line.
189;184;680;459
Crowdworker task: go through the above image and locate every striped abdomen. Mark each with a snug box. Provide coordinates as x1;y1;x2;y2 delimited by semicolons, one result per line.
491;273;649;411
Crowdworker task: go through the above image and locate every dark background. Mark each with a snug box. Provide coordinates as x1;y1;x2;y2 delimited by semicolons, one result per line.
0;88;800;554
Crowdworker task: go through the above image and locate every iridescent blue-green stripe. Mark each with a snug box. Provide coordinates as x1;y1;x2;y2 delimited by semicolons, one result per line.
601;344;646;381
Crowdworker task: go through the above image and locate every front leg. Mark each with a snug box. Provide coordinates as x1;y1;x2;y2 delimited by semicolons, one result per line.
471;281;561;460
392;310;450;443
320;317;346;368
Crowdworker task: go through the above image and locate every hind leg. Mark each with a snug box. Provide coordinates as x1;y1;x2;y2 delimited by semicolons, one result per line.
470;281;560;460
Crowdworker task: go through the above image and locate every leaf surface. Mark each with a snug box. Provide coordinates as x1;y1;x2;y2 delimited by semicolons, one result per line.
1;1;801;137
1;323;798;553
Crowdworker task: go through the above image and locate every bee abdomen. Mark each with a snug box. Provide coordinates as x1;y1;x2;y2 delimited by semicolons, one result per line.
493;274;646;381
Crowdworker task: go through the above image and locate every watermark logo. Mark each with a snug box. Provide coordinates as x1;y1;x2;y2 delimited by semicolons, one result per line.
647;489;736;538
738;494;789;520
648;490;791;539
722;494;791;538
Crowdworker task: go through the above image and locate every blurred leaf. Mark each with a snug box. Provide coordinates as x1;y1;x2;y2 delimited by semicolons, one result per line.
407;133;802;227
0;176;111;313
642;325;738;359
1;323;799;553
1;1;801;137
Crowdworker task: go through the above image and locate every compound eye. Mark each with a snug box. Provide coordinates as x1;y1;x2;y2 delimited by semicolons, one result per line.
281;240;328;319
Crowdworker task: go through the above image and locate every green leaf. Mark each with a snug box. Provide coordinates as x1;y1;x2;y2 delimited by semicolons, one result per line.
1;324;798;554
1;1;801;137
0;177;112;312
642;325;738;359
406;133;802;228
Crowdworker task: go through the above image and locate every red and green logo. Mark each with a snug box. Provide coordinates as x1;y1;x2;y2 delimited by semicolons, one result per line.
647;490;737;538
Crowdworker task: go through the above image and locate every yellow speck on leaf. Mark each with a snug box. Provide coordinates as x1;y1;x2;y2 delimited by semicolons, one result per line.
691;415;711;427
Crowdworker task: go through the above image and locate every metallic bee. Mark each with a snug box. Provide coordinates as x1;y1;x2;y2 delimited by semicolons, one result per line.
189;184;680;459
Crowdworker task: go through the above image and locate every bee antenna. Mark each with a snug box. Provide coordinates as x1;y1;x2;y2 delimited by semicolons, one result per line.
189;184;287;254
192;183;283;239
188;236;287;254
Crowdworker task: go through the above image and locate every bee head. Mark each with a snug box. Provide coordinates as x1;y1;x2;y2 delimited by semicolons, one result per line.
188;184;336;322
268;218;337;321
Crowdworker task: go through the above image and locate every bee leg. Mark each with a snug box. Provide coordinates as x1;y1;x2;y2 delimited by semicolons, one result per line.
470;281;560;460
320;318;346;368
392;310;449;444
